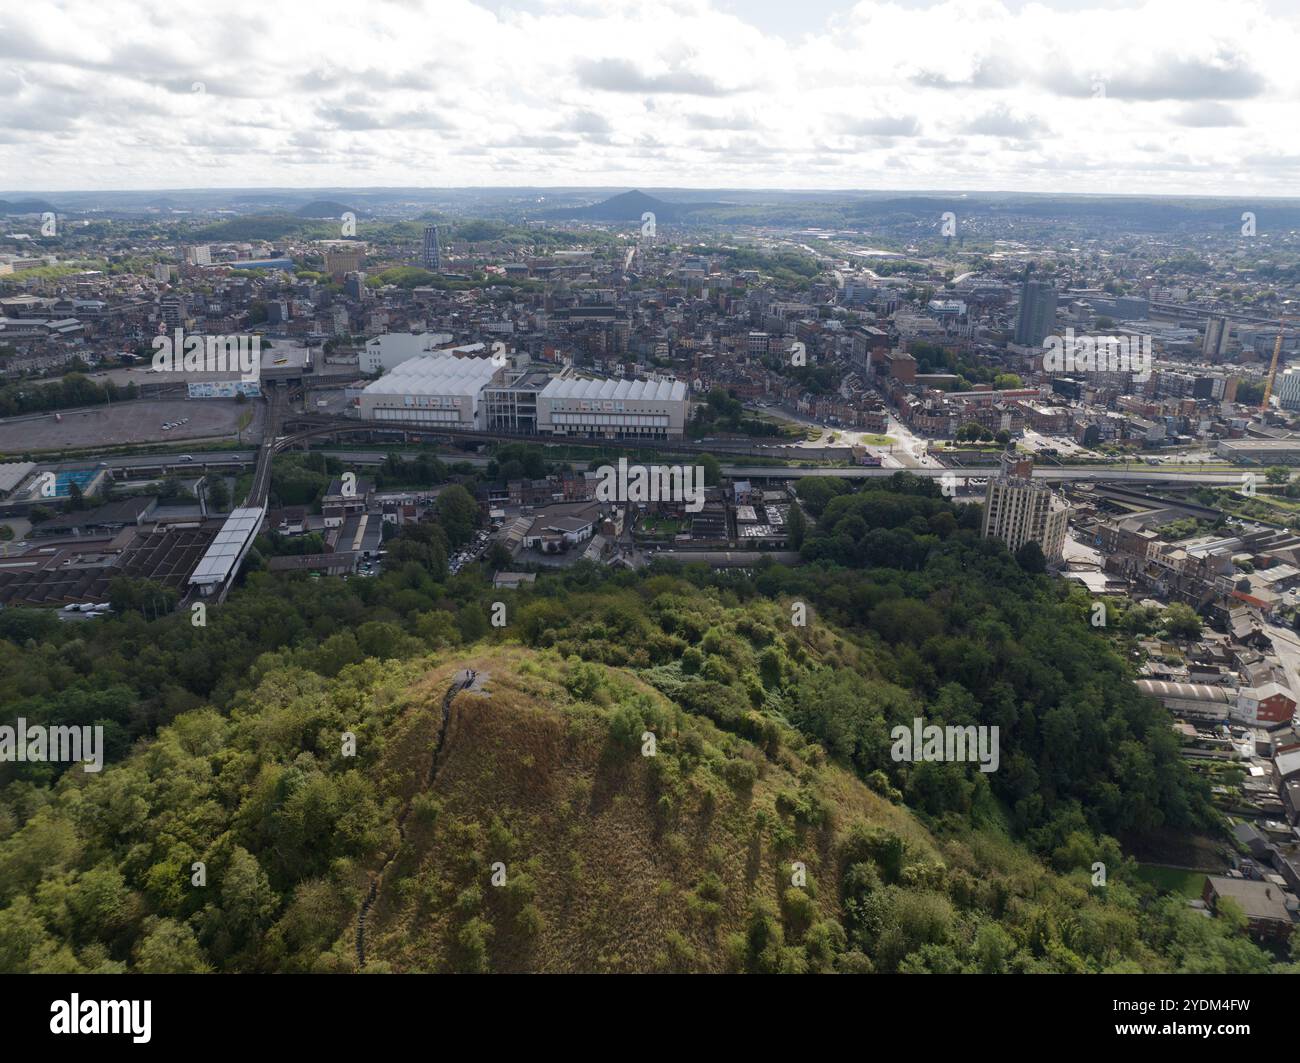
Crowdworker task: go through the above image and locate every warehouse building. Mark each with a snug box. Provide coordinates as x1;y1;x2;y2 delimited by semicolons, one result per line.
536;373;688;440
357;359;690;439
1218;438;1300;464
1135;679;1296;727
357;354;503;426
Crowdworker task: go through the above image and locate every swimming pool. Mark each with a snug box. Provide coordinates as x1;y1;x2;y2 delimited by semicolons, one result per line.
52;469;99;498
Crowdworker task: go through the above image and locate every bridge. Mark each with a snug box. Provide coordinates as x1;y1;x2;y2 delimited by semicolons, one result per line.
1148;301;1282;328
245;384;284;507
273;411;849;461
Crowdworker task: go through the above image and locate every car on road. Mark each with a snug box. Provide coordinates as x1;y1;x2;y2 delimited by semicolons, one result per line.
178;455;194;462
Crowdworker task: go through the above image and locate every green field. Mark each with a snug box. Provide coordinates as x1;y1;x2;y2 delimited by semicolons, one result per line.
637;516;683;537
1134;864;1208;898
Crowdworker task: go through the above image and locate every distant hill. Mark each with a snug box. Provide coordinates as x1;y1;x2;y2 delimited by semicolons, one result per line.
540;189;725;224
190;214;307;241
0;199;56;215
296;200;356;219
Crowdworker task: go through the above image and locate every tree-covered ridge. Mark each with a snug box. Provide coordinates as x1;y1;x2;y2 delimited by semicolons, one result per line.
0;639;1281;974
0;473;1278;973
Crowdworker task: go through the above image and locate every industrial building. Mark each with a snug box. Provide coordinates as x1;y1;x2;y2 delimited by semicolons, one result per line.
536;373;688;440
356;356;690;439
0;461;35;500
0;500;234;608
1217;438;1300;464
1135;679;1295;726
357;354;502;426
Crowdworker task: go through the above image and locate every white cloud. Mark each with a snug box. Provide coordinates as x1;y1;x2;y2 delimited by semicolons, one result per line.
0;0;1296;193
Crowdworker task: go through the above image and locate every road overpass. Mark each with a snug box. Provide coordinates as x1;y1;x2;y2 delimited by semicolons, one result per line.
275;412;854;462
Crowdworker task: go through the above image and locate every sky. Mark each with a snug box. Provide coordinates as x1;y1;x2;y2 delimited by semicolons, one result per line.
2;0;1298;195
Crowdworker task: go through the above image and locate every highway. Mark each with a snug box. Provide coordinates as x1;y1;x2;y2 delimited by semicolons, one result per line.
17;391;1254;490
36;446;1252;486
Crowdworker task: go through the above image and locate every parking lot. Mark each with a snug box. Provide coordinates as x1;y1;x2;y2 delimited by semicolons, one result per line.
450;526;495;575
0;398;265;453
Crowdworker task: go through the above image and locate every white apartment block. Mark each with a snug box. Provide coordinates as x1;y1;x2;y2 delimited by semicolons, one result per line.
980;454;1069;562
361;331;455;374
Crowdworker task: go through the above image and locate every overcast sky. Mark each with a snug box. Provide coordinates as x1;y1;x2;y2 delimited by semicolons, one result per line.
2;0;1298;195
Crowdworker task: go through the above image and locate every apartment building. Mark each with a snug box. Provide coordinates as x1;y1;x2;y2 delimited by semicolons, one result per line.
980;451;1069;562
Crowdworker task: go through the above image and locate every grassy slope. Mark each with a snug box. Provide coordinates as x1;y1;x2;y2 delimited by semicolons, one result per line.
357;648;936;973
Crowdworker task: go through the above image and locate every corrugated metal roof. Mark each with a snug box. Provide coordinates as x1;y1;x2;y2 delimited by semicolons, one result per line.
0;461;36;494
190;507;264;585
362;354;499;398
540;376;687;402
1136;679;1233;703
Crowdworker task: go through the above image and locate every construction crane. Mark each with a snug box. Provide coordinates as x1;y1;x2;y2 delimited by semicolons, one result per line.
1261;314;1297;410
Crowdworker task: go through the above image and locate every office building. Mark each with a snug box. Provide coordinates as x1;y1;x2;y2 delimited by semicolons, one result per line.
1014;278;1057;347
344;272;367;300
1278;369;1300;412
160;295;185;328
361;331;455;374
422;225;441;271
1204;315;1232;359
325;247;365;280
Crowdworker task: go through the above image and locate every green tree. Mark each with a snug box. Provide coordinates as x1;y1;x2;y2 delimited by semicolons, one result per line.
220;848;278;938
206;475;231;512
1162;602;1202;639
436;484;480;548
788;504;807;549
134;917;211;973
698;453;722;488
1015;540;1047;573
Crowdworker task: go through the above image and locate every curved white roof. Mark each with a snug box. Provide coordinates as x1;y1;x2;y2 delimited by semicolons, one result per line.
540;376;686;402
362;354;499;398
1136;680;1232;704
